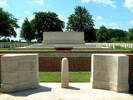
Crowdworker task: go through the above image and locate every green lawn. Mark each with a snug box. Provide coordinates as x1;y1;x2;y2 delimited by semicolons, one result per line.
39;72;91;82
0;48;10;50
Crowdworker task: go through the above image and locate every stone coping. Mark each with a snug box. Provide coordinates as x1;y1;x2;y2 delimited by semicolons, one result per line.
3;53;38;57
54;45;73;48
0;50;132;53
39;53;92;57
92;54;127;56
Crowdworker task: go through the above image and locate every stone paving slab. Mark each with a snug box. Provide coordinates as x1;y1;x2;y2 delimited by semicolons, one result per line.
0;83;133;100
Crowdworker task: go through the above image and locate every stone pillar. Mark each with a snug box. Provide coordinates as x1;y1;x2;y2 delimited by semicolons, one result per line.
61;58;69;88
91;54;129;92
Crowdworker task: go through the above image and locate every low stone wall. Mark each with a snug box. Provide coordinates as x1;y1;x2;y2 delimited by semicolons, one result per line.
91;54;129;92
1;54;39;93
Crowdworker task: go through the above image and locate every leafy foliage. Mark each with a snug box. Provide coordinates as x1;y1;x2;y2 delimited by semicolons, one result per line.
96;26;129;42
20;18;36;42
96;26;109;42
66;6;95;42
34;12;64;42
108;29;128;39
0;8;19;38
129;28;133;40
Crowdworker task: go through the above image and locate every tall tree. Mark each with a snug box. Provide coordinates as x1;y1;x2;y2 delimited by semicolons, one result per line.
20;18;35;42
108;29;127;39
96;26;109;42
96;27;128;42
34;12;64;42
66;6;95;42
128;28;133;40
0;8;19;38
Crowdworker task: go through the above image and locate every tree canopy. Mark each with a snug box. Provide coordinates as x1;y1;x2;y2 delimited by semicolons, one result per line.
66;6;95;42
96;26;109;42
108;29;127;39
1;7;133;43
66;6;94;31
129;28;133;40
96;26;128;42
20;18;36;42
0;8;19;38
34;12;64;42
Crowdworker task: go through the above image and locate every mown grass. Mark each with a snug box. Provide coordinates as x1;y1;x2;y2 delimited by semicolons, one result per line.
39;72;91;82
0;48;10;50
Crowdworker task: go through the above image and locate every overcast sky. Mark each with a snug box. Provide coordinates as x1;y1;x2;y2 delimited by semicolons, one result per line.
0;0;133;40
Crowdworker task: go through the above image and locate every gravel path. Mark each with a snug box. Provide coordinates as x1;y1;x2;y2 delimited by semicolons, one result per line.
0;83;133;100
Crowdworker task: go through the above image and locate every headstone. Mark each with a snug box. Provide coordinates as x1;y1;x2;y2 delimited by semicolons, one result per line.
113;43;115;48
125;43;127;48
61;58;69;88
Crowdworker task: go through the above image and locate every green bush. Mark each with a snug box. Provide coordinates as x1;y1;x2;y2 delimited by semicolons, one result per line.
108;37;133;43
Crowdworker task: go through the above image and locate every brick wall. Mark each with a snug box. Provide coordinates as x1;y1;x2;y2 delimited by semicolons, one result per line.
0;54;4;84
127;54;133;92
39;57;91;71
0;56;1;84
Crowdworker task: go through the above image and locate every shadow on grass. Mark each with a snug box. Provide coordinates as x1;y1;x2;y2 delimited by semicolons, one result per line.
9;85;51;97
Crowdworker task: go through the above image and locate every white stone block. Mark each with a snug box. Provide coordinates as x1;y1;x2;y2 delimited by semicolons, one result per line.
1;54;39;93
91;54;129;92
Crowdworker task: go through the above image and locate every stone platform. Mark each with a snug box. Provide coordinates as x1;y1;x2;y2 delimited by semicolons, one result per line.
17;43;108;49
0;83;133;100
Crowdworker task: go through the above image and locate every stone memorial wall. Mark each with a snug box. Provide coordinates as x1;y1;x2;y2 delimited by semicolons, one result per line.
42;32;85;44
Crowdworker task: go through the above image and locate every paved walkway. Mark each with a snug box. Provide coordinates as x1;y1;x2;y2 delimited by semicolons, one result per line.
0;83;133;100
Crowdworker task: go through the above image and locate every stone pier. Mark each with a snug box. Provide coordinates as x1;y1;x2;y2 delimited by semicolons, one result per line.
61;58;69;88
1;54;39;93
91;54;129;92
